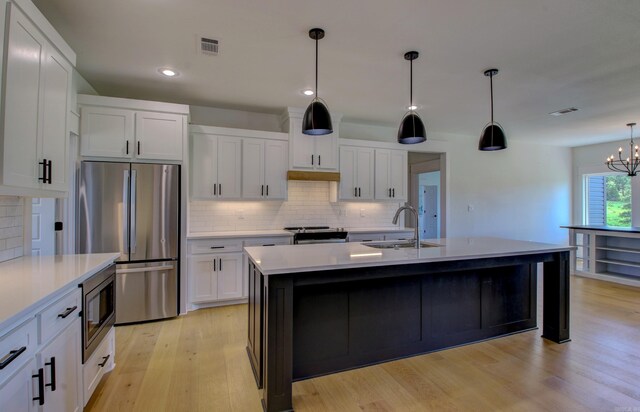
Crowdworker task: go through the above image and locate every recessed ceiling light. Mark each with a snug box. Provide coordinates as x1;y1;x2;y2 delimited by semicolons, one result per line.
158;68;178;77
302;89;314;96
549;107;578;116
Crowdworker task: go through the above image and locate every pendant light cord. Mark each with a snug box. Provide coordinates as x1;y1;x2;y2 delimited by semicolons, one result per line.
410;58;413;108
315;36;319;98
490;72;494;124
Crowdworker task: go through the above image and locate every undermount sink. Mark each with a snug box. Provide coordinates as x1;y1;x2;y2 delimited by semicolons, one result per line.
362;240;442;249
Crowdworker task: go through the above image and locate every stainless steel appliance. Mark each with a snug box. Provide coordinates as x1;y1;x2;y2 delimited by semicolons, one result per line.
81;263;116;363
77;161;180;324
284;226;348;244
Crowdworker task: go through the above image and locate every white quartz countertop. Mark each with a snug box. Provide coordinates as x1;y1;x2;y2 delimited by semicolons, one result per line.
187;230;293;239
0;253;119;331
244;237;572;275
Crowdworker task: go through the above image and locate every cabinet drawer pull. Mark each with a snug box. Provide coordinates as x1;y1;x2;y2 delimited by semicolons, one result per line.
0;346;26;369
262;244;275;247
210;246;225;249
45;357;56;391
98;354;111;368
33;368;45;405
57;306;78;319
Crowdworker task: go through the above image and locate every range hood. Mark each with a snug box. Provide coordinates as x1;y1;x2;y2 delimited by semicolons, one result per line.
287;171;340;182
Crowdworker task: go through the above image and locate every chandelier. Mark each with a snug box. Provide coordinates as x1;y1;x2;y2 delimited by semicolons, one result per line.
606;122;639;176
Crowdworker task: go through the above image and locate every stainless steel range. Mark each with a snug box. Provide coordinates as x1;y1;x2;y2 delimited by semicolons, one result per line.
284;226;348;244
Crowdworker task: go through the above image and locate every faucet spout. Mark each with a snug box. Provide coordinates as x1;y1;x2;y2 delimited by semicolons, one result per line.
392;203;420;248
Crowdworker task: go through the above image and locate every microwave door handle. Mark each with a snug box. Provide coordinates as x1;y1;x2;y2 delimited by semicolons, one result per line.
122;170;129;253
130;170;137;254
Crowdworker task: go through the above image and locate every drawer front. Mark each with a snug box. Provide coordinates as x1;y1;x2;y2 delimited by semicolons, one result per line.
39;288;82;345
189;239;243;254
0;318;37;387
243;237;291;247
83;327;114;406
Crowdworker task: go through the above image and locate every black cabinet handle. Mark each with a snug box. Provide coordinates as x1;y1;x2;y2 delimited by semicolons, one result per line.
46;160;52;184
266;185;269;196
213;183;217;196
354;187;357;197
261;185;264;196
210;246;225;249
219;258;223;271
318;155;321;165
219;184;222;196
98;354;110;368
126;140;129;155
38;159;48;183
213;259;216;271
57;306;77;319
0;346;26;369
137;141;141;155
358;187;361;197
45;357;56;392
33;368;45;405
392;188;395;198
311;154;314;165
389;188;391;197
262;244;275;246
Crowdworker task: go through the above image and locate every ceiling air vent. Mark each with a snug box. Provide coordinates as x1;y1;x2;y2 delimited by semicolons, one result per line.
549;107;578;116
199;37;219;56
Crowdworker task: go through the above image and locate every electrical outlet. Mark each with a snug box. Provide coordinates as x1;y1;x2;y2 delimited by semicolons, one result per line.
237;209;245;219
467;204;474;212
360;208;366;217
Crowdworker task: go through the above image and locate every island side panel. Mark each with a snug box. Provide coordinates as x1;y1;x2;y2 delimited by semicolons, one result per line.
542;251;571;343
262;274;294;412
246;261;264;388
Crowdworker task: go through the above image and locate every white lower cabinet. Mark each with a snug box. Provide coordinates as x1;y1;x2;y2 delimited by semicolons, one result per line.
0;358;37;412
189;252;243;303
82;327;114;407
39;318;82;412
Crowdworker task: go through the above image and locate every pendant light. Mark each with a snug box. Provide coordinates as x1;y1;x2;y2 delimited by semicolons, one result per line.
302;28;333;135
606;123;639;176
479;68;507;151
397;51;426;144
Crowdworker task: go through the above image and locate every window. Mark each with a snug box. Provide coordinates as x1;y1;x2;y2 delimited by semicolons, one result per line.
585;174;632;227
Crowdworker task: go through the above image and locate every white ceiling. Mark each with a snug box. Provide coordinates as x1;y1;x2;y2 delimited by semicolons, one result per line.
32;0;640;147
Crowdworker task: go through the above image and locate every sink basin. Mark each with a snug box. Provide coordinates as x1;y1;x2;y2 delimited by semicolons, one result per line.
362;240;442;249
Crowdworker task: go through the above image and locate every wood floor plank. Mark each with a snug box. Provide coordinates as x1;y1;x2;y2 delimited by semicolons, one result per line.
86;275;640;412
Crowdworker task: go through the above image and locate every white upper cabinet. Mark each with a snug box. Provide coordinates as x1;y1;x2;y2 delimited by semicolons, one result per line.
190;132;242;199
79;95;188;162
242;138;288;200
0;3;73;195
284;109;341;171
374;149;407;200
339;146;374;200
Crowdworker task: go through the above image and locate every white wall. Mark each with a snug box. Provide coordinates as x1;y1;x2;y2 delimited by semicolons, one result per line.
572;139;640;226
189;105;282;132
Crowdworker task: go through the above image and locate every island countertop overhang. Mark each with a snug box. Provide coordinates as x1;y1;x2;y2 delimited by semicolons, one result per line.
243;236;573;276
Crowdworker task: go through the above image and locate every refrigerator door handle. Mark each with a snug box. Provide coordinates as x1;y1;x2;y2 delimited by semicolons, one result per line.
117;264;175;274
130;170;137;254
123;170;130;252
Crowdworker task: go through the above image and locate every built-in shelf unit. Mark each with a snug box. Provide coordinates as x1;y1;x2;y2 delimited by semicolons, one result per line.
564;225;640;287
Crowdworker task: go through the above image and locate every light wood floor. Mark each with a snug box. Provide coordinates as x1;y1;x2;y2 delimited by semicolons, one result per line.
86;275;640;411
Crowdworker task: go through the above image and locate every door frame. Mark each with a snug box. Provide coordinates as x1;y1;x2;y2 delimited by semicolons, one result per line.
409;156;446;237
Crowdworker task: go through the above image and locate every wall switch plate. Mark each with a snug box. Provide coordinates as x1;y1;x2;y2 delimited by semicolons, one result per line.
467;205;474;212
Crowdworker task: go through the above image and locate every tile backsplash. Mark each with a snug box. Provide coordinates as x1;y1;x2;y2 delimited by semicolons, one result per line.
189;181;403;232
0;196;24;262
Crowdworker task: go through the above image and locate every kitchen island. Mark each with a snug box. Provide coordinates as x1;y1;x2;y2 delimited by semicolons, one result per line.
244;237;572;412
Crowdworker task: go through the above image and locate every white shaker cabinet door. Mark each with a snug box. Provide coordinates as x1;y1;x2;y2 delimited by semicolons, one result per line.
190;134;218;199
217;254;243;300
291;131;316;169
80;106;134;159
40;47;72;191
389;149;407;200
339;146;357;200
242;138;265;199
0;358;37;412
216;136;242;199
263;139;288;199
189;255;217;303
356;147;374;199
135;112;184;161
2;5;45;189
314;133;338;171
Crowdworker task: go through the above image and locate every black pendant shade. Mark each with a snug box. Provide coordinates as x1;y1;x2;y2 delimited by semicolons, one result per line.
302;100;333;135
302;28;333;135
479;68;506;151
398;51;426;144
479;123;507;151
398;113;426;144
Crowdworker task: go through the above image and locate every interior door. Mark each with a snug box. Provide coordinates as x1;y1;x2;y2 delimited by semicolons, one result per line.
32;198;55;256
423;185;438;239
130;163;180;261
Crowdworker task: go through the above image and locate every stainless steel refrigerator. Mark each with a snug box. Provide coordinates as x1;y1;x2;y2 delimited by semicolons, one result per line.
77;161;180;324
